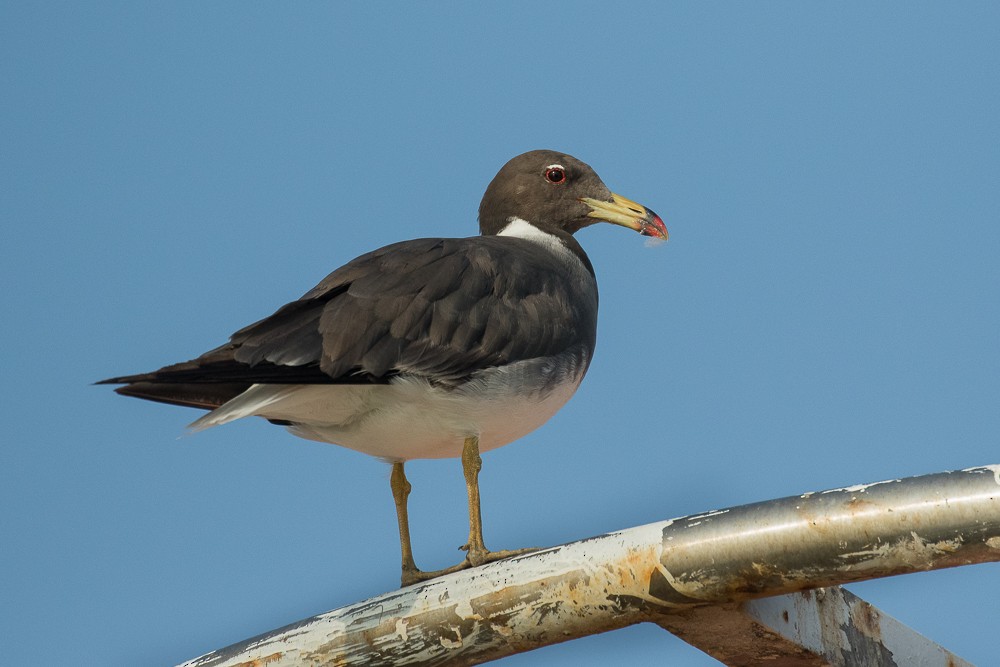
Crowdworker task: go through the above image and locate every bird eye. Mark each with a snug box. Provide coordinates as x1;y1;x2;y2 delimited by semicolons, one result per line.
545;166;566;184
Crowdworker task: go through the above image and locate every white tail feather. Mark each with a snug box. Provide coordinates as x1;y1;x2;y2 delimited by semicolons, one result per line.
187;384;297;432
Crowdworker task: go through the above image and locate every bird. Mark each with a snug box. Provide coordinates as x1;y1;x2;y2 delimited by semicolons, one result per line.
100;150;667;586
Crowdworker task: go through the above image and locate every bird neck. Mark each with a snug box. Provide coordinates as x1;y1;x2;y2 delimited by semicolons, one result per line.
494;217;596;277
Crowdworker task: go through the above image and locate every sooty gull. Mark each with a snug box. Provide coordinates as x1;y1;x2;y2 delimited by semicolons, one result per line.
100;149;668;586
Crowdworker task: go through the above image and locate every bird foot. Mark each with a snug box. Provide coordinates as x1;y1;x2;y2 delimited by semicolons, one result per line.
399;546;542;587
460;544;541;567
400;560;472;587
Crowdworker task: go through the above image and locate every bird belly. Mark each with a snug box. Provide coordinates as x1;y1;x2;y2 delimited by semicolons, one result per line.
284;373;583;460
189;355;588;461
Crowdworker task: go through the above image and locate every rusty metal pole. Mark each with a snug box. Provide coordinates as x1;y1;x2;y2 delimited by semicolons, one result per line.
179;465;1000;667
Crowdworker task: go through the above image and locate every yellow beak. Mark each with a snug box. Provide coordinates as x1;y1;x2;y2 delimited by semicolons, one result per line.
580;193;668;239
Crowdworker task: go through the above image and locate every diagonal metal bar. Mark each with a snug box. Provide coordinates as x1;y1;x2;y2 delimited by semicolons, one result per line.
660;587;973;667
179;465;1000;667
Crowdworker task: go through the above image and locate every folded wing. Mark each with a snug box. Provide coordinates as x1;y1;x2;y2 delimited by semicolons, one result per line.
99;236;597;410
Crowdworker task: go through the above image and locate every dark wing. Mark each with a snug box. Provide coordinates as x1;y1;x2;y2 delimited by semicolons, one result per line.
99;236;597;409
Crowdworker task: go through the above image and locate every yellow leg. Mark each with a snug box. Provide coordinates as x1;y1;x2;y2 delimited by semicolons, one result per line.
390;459;474;587
460;435;538;567
461;435;489;563
389;439;541;588
390;462;419;582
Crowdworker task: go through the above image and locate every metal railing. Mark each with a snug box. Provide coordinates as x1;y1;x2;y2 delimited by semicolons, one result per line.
179;464;1000;667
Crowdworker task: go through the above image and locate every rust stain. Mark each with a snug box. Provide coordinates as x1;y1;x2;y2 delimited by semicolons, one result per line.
849;599;882;641
562;577;588;608
846;496;878;509
617;543;659;591
231;653;283;667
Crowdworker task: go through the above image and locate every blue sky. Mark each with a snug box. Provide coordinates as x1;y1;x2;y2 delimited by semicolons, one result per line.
3;3;999;665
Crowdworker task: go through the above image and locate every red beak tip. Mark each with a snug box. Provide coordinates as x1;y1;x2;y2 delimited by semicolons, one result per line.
643;214;669;240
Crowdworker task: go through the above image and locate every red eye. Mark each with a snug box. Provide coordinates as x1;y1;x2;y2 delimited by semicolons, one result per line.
545;166;566;184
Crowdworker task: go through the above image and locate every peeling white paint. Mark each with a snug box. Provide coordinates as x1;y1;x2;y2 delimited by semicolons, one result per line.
395;619;409;642
453;598;477;621
964;463;1000;486
685;508;730;521
820;479;901;495
837;531;963;567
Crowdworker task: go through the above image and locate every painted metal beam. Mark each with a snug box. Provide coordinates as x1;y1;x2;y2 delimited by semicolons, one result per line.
660;587;973;666
178;465;1000;667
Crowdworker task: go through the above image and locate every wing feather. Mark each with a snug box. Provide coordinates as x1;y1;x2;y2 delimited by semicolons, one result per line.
101;236;598;398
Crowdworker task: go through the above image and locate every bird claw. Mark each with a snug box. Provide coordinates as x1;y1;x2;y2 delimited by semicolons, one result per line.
473;546;542;565
401;546;542;586
399;560;469;587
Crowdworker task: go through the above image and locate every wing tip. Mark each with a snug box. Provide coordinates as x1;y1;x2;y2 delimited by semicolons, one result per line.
94;374;147;386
